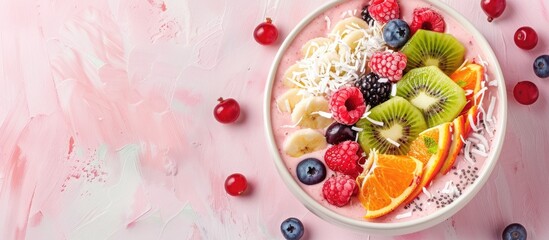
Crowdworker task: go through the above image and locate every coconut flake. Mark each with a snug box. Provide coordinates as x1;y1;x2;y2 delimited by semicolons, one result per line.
464;90;474;96
284;99;292;113
471;148;488;157
324;15;332;30
386;138;400;147
441;181;452;194
422;187;432;199
488;79;498;87
366;115;384;126
459;134;466;144
390;83;397;96
396;211;413;220
361;111;371;119
472;132;489;151
486;96;496;123
378;78;389;83
280;117;302;128
468;114;479;132
463;141;474;164
352;126;364;132
311;111;333;119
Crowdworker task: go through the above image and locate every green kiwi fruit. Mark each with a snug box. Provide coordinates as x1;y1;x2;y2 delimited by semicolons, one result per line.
401;29;466;75
356;96;427;155
396;66;466;128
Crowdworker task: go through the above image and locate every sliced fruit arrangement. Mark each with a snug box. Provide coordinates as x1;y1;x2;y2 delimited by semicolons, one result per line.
450;63;484;114
356;151;423;219
283;128;327;158
401;29;466;75
439;115;465;175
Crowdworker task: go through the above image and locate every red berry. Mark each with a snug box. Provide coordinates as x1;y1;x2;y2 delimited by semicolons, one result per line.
324;141;364;177
513;81;538;105
322;175;356;207
368;0;400;24
514;27;538;50
329;87;366;125
214;98;240;124
410;8;445;34
254;18;278;45
369;51;407;82
481;0;506;22
225;173;248;196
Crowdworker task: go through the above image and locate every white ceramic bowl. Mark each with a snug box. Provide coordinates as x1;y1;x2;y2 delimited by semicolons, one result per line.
264;0;507;235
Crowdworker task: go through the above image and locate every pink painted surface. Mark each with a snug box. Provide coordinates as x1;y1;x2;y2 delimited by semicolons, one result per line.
0;0;547;239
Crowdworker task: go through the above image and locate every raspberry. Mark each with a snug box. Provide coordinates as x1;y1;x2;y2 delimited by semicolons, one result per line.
410;8;446;34
322;175;357;207
368;52;407;82
367;0;400;24
324;141;364;177
329;87;366;125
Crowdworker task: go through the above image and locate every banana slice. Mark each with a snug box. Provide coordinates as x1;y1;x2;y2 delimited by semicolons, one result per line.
282;63;306;88
330;16;368;39
301;37;333;58
337;29;366;56
291;96;333;129
283;128;327;158
276;88;304;113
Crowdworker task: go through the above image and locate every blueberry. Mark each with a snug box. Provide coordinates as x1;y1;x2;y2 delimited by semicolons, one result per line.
383;19;411;48
280;217;304;240
296;158;326;185
502;223;527;240
533;55;549;78
325;122;357;144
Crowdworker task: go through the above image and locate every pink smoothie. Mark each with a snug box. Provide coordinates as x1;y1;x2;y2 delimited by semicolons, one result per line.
269;0;501;223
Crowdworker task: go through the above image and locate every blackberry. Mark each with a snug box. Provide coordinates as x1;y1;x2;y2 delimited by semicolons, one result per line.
355;73;391;107
361;5;375;25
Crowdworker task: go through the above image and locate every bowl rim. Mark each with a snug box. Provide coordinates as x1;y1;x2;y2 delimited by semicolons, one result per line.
263;0;507;235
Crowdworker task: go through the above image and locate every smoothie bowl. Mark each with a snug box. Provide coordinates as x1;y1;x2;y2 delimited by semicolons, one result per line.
264;0;506;235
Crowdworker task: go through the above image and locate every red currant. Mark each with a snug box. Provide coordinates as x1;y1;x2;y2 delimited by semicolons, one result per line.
514;27;538;50
513;81;538;105
254;18;278;45
214;98;240;124
481;0;506;22
225;173;248;196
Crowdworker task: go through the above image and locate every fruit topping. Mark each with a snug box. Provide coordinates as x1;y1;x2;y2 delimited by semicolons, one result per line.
514;27;538;50
325;122;357;145
357;151;423;218
283;129;327;158
360;5;375;25
356;96;428;155
440;115;465;175
396;66;467;128
301;37;333;58
254;18;278;45
322;175;357;207
330;16;369;39
369;51;407;82
276;89;303;113
329;87;367;125
324;141;364;177
291;96;333;129
513;81;538;105
481;0;506;22
404;123;452;203
355;72;392;108
463;104;479;136
383;19;411;48
296;158;327;185
450;63;484;114
214;98;241;124
367;0;400;24
533;55;549;78
280;217;305;240
502;223;527;240
225;173;248;196
401;29;466;75
410;8;446;34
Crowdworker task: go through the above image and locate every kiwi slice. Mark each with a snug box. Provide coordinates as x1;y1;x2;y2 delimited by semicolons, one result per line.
396;66;466;128
356;96;427;155
401;29;465;75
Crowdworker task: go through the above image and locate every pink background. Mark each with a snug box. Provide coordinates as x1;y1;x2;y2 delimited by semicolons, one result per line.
0;0;548;239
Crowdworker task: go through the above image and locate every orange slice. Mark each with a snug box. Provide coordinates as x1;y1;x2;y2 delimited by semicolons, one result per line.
463;104;479;137
451;63;484;115
357;151;423;219
404;122;451;204
440;115;465;175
